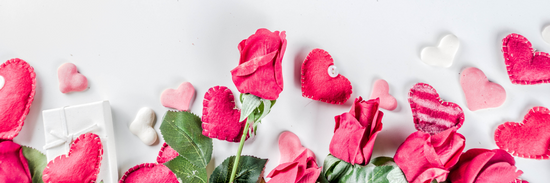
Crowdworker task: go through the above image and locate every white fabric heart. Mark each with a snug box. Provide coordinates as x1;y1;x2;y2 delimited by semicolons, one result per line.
542;25;550;44
0;75;4;90
420;34;460;68
130;107;158;145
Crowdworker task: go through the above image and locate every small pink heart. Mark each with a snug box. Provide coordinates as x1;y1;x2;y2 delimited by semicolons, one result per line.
460;67;506;111
119;163;178;183
157;142;179;164
369;79;397;111
502;33;550;85
278;131;315;164
58;63;88;93
42;133;103;183
160;82;195;111
201;86;249;142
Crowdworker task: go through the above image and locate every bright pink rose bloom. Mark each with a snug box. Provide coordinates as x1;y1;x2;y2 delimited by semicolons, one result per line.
230;28;287;100
267;132;321;183
394;128;465;183
329;97;383;165
449;149;523;183
0;141;31;183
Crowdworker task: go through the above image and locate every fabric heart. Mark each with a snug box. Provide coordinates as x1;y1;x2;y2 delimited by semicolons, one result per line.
408;83;464;134
420;34;460;68
0;58;36;140
157;142;179;164
370;79;397;111
42;133;103;183
460;67;506;111
502;33;550;85
160;82;195;111
119;163;179;183
494;106;550;159
130;107;158;145
301;49;352;104
542;25;550;44
58;63;88;93
201;86;249;142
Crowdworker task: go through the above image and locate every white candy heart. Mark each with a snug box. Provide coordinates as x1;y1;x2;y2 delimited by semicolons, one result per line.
130;107;158;145
542;25;550;44
420;34;460;68
0;75;4;90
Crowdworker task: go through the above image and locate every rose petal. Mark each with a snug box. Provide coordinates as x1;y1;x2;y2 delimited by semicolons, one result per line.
0;141;31;183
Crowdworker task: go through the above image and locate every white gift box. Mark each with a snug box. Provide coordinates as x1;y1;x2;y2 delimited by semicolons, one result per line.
42;100;118;183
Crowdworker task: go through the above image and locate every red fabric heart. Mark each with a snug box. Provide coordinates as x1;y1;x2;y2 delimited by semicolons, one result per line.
0;58;36;140
301;49;352;104
157;142;179;164
119;163;178;183
502;33;550;85
494;106;550;159
202;86;249;142
409;83;464;134
42;133;103;183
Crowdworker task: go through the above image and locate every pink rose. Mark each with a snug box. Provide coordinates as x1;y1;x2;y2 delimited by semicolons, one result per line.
450;149;523;183
230;28;287;100
394;128;465;183
0;141;31;183
267;132;321;183
329;97;383;165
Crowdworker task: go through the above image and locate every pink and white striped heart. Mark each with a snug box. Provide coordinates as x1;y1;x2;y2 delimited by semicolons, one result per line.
408;83;464;134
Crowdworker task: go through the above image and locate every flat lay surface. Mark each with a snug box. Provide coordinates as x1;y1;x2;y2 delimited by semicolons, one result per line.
1;0;550;182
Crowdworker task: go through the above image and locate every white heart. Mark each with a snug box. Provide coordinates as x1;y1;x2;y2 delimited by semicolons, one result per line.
542;25;550;44
129;107;158;145
0;75;4;90
420;34;460;68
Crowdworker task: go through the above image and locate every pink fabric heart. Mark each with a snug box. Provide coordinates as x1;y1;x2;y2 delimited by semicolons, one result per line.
119;163;179;183
460;67;506;111
160;82;195;111
370;79;397;111
201;86;249;142
0;58;36;140
449;149;522;183
301;49;353;104
494;106;550;159
502;33;550;85
157;142;179;164
0;141;32;183
267;131;321;183
58;63;88;93
42;133;103;183
409;83;464;134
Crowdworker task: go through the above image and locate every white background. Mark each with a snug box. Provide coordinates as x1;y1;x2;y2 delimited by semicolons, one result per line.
2;0;550;182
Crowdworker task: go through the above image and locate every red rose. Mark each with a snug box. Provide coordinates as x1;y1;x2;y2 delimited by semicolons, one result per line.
394;128;465;183
329;97;383;165
449;149;523;183
0;141;31;183
267;132;321;183
230;28;287;100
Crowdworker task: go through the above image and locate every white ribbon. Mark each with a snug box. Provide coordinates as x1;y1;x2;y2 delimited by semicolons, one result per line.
43;106;98;151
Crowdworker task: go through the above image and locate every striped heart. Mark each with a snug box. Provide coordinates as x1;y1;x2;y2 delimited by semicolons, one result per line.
408;83;464;134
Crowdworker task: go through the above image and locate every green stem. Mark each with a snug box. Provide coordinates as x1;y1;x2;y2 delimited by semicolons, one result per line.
229;118;252;183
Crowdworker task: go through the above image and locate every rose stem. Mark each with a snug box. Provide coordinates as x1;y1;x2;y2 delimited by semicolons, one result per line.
229;118;252;183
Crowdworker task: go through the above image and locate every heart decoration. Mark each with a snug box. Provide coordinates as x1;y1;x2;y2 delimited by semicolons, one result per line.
119;163;179;183
42;133;103;183
157;142;179;164
460;67;506;111
58;63;88;93
201;86;249;142
420;34;460;68
129;107;158;145
301;48;352;104
369;79;397;111
542;25;550;44
502;33;550;85
0;58;36;140
494;106;550;160
408;83;464;134
160;82;195;111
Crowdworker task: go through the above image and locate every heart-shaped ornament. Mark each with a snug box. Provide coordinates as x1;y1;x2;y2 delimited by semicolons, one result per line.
129;107;158;145
201;86;249;142
0;58;36;140
42;133;103;183
160;82;195;111
495;106;550;160
157;142;179;164
369;79;397;111
420;34;460;68
301;49;352;104
542;25;550;44
119;163;179;183
502;33;550;85
409;83;464;134
58;63;88;93
460;67;506;111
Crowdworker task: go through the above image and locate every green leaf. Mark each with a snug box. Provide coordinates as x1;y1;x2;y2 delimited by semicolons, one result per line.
165;156;207;183
160;111;213;168
240;94;262;122
322;155;407;183
22;146;47;183
210;156;268;183
255;99;272;122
